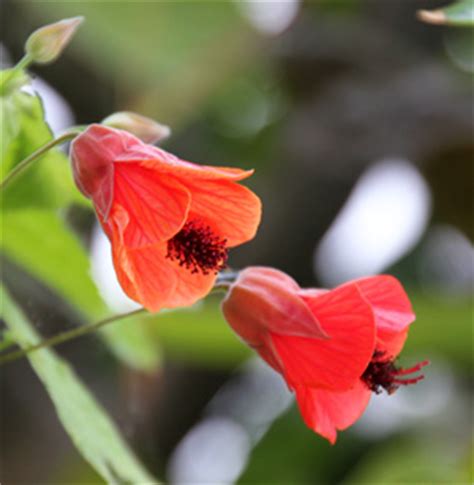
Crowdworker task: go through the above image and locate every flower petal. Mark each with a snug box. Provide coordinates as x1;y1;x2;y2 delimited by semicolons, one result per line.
110;238;177;313
239;266;301;291
350;275;415;332
222;267;327;349
70;125;125;219
252;337;285;375
294;380;371;444
376;327;409;359
79;124;255;181
113;163;190;247
271;284;376;391
117;144;255;182
167;264;217;309
183;178;262;247
106;208;218;311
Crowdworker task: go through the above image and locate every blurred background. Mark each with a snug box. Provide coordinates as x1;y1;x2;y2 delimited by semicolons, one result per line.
1;0;472;483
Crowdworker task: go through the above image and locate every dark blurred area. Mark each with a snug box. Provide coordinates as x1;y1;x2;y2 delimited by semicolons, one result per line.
1;0;472;483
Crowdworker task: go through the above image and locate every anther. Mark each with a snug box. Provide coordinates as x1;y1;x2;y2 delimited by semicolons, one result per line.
361;351;429;395
167;220;228;275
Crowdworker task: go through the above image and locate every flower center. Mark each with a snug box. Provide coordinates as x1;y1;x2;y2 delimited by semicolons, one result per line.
166;221;228;275
361;350;429;395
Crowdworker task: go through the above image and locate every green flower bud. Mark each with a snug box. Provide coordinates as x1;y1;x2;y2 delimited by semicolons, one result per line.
102;112;171;144
25;17;84;64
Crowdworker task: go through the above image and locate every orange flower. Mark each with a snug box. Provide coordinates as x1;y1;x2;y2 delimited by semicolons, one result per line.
71;124;261;312
222;267;428;443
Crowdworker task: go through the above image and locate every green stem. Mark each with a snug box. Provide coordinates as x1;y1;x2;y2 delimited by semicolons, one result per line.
15;54;33;72
0;278;236;366
0;130;81;191
2;54;33;87
0;308;147;366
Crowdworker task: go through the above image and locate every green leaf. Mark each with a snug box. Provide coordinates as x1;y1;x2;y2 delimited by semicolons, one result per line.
0;68;30;97
418;0;474;26
0;285;159;485
0;89;84;210
0;95;21;163
1;208;162;370
2;209;105;316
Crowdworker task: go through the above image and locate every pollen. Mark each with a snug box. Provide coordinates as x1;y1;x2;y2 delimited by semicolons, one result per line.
167;220;228;275
361;350;429;395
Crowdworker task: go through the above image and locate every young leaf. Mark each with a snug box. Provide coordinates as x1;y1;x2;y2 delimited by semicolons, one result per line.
418;0;474;26
1;90;84;209
0;285;159;485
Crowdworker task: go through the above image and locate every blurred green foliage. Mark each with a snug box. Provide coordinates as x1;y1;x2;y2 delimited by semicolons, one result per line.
149;296;250;368
2;209;103;314
435;0;474;26
1;286;158;484
406;293;472;369
21;0;260;125
343;437;472;483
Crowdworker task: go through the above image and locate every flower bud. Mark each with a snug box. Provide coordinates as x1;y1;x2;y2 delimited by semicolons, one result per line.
25;17;84;64
102;112;171;145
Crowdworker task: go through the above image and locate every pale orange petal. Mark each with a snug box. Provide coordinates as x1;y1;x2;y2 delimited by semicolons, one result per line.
107;210;218;311
110;239;177;312
113;163;190;247
116;145;255;182
166;265;217;309
182;178;262;247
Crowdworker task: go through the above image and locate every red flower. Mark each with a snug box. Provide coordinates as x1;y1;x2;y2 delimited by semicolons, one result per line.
222;267;428;443
71;124;261;312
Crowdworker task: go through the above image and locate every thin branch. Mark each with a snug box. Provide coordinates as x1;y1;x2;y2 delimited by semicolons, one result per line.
0;309;147;365
0;275;238;366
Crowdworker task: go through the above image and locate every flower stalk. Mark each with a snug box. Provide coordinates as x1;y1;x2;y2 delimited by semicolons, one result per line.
0;309;147;366
0;275;237;366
